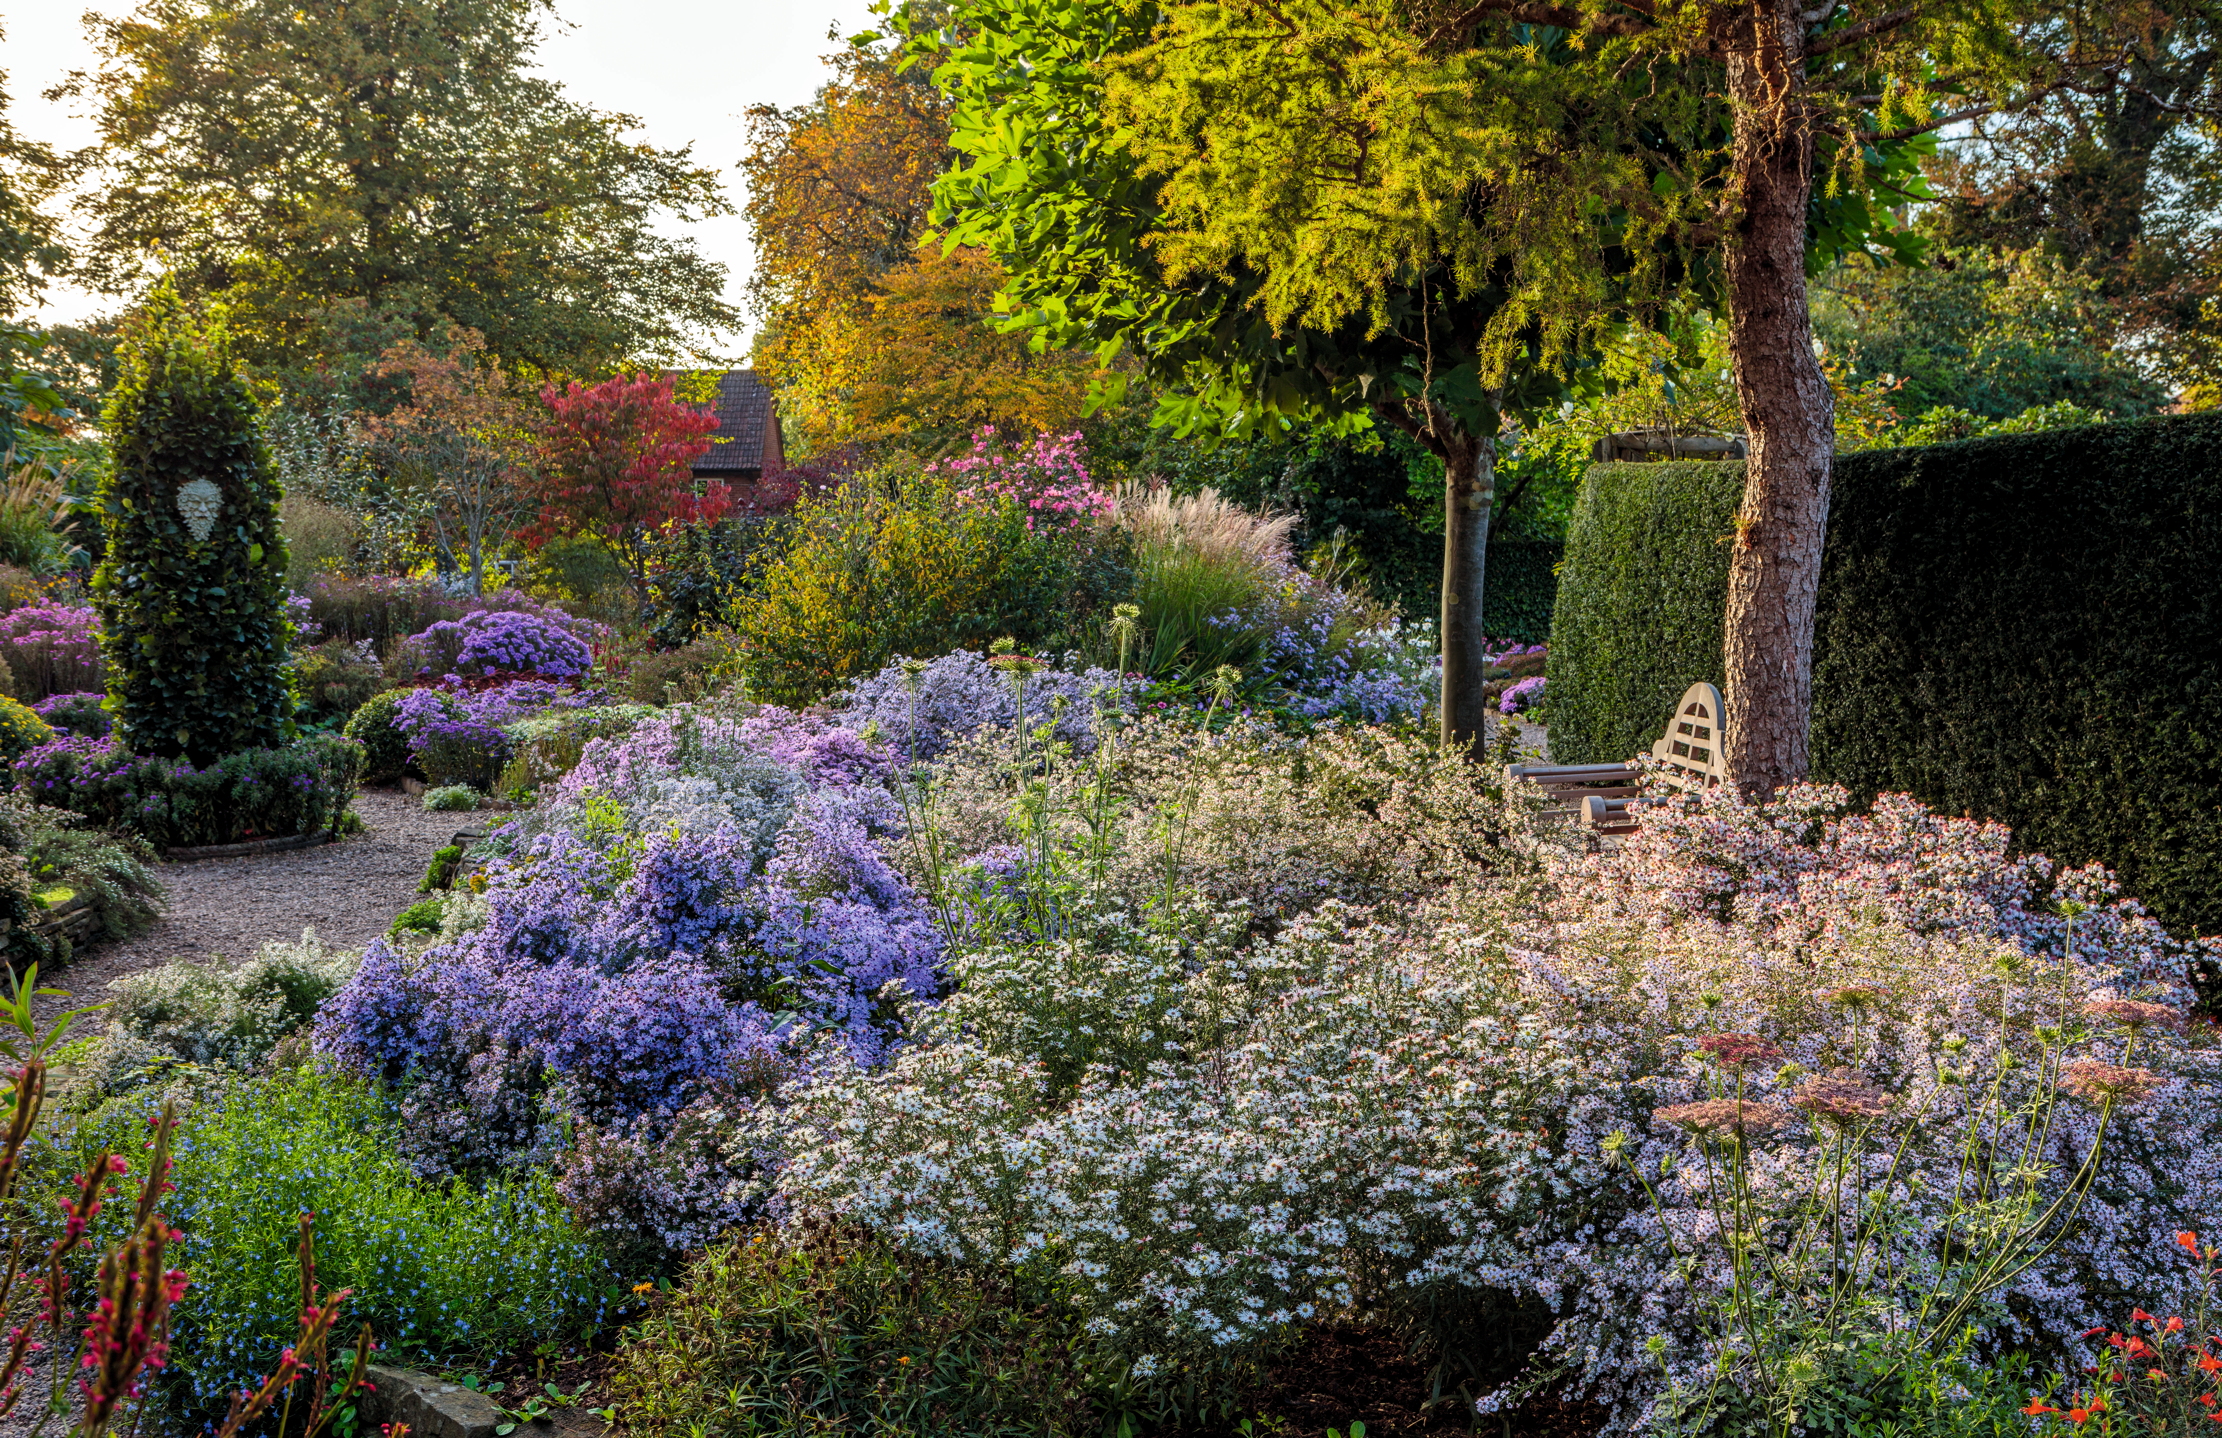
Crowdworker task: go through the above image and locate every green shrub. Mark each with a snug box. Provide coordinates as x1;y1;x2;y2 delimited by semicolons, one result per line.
14;732;363;847
623;634;733;705
65;1066;616;1406
732;467;1118;705
0;694;52;759
342;687;414;784
423;783;478;812
292;636;388;730
606;1224;1109;1438
93;285;294;762
1548;413;2222;939
17;805;162;941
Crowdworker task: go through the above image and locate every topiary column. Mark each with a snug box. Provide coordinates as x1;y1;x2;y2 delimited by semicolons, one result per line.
94;287;294;761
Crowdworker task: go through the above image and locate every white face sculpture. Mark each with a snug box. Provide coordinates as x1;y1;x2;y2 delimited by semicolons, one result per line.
175;478;223;542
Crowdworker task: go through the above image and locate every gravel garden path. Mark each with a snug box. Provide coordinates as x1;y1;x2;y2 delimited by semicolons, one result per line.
35;786;466;1025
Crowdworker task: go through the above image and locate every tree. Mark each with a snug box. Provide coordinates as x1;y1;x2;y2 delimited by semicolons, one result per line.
355;328;537;595
1026;0;2203;791
525;376;725;612
1818;244;2170;420
0;32;65;320
912;0;1927;754
94;288;292;761
1920;3;2222;385
61;0;735;385
742;40;952;368
779;243;1105;454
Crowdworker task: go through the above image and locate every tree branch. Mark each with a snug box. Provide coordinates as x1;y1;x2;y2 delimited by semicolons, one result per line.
1802;6;1922;60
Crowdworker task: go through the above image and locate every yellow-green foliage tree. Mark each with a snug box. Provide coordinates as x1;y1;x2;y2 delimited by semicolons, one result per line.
743;42;1100;456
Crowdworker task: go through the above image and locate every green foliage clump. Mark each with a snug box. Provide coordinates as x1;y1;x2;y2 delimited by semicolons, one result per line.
422;783;479;812
16;806;162;942
341;687;413;784
420;844;464;892
1549;413;2222;939
93;289;294;762
14;732;363;847
389;895;445;935
0;694;52;759
606;1224;1107;1438
732;467;1123;705
65;1067;615;1405
99;929;357;1072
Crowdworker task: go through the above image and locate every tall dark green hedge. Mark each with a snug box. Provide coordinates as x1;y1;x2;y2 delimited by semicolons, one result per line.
1548;415;2222;938
94;290;294;762
1483;540;1562;644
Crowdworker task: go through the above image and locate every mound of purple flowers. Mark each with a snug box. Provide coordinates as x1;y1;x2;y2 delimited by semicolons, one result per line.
395;609;594;681
391;680;609;790
315;705;942;1250
835;649;1133;762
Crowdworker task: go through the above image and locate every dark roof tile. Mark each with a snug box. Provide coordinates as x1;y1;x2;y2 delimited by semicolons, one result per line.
694;370;775;471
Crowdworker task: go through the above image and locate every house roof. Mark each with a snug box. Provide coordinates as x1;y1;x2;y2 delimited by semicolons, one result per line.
693;370;777;472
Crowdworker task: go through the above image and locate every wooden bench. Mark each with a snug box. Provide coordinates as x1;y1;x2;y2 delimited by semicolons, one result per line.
1507;681;1727;836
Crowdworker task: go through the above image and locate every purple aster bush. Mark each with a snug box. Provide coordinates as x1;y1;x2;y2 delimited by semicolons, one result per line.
316;707;945;1251
833;649;1133;762
11;733;363;846
391;680;610;790
395;609;594;681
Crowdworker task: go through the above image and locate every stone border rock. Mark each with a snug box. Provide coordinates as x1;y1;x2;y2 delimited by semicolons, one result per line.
163;831;337;862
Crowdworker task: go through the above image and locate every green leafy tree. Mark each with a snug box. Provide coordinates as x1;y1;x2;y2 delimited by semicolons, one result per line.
94;289;294;762
912;2;1679;751
60;0;736;388
974;0;2206;790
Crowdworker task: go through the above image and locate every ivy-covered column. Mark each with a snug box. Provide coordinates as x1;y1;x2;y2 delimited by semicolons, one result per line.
93;287;294;761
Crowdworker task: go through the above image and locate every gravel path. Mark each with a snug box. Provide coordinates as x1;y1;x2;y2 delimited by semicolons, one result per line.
33;786;468;1023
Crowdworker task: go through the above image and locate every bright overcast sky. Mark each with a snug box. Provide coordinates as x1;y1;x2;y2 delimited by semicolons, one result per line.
0;0;881;358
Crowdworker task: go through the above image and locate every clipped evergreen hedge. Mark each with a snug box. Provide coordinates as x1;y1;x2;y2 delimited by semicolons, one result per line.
1483;540;1563;645
1548;415;2222;938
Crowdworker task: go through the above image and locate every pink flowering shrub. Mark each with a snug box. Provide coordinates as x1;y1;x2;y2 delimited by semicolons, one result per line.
0;601;101;699
775;781;2221;1430
936;428;1113;530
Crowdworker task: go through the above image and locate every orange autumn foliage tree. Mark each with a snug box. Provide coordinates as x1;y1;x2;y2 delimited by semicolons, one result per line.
742;43;1100;454
780;244;1102;452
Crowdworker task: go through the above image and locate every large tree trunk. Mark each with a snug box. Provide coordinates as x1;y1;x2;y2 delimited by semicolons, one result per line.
1721;0;1833;798
1438;422;1496;757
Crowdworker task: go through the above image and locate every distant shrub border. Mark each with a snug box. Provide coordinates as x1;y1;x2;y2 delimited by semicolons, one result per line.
11;732;365;849
1547;412;2222;941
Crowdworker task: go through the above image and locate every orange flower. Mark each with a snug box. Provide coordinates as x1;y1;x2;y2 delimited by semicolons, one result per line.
2069;1408;2090;1423
2170;1317;2188;1333
2198;1354;2221;1374
2023;1399;2058;1416
2182;1232;2203;1251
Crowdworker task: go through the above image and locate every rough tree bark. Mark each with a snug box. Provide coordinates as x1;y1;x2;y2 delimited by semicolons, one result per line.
1720;0;1835;798
1433;414;1497;757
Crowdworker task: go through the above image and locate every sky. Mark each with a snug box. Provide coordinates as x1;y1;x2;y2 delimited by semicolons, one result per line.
0;0;881;357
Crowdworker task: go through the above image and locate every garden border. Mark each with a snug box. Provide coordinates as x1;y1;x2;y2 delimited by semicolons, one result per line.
164;832;338;862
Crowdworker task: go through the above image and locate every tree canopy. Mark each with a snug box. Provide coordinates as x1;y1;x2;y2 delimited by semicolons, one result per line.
61;0;737;388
